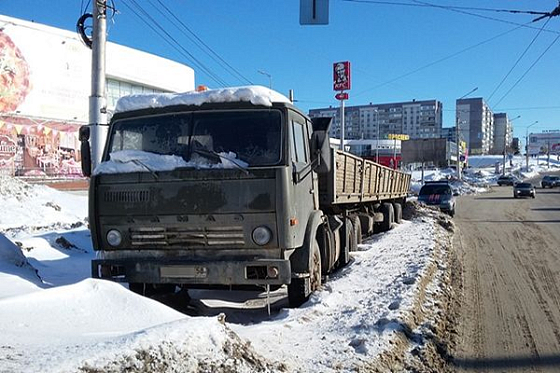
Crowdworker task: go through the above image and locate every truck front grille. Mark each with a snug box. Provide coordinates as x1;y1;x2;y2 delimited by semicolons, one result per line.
104;190;150;203
129;226;245;247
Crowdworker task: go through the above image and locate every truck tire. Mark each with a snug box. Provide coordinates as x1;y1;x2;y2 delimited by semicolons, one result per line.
379;202;394;232
393;202;402;224
350;215;363;245
337;218;354;268
288;239;322;307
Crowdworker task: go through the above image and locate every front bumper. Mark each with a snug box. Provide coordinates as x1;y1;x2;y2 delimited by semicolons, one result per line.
515;190;535;197
92;258;292;286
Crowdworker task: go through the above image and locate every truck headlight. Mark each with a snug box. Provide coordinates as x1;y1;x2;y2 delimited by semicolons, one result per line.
252;226;272;246
106;229;123;247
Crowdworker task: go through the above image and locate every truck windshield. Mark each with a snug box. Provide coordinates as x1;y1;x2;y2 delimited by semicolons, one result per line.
107;110;283;167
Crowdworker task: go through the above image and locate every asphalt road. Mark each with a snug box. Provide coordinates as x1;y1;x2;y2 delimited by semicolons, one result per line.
451;175;560;372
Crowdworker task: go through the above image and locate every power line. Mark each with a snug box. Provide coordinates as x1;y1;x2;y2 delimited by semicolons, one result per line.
487;18;551;103
493;33;560;108
400;0;560;35
149;0;253;85
343;0;549;16
119;0;230;87
354;23;526;97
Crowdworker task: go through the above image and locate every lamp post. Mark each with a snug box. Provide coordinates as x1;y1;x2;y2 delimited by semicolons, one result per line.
257;70;272;89
525;120;538;171
503;115;521;175
456;87;478;180
375;109;379;163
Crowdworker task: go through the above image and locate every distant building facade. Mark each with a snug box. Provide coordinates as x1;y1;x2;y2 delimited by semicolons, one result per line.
456;97;494;155
309;99;443;142
0;15;194;177
492;113;513;155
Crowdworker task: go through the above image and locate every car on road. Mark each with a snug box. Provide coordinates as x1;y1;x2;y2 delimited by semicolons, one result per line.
418;180;457;217
541;175;560;188
497;175;518;186
513;182;536;198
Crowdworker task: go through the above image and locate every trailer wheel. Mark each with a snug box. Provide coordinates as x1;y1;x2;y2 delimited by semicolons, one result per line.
288;239;322;307
393;202;402;224
379;202;394;232
350;215;362;245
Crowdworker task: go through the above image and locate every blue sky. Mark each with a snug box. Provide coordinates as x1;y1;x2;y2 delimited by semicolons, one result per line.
1;0;559;142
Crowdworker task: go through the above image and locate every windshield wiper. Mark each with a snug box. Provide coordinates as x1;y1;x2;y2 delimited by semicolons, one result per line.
114;158;159;180
192;148;249;175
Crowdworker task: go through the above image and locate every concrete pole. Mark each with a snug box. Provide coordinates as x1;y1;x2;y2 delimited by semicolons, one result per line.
456;115;461;180
89;0;108;171
375;109;379;162
339;97;345;151
502;123;507;175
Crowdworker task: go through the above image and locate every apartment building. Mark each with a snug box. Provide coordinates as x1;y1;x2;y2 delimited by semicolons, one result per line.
492;113;513;155
309;99;443;141
456;97;494;155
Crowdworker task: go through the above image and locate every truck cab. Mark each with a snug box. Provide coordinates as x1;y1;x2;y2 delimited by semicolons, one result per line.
81;87;332;306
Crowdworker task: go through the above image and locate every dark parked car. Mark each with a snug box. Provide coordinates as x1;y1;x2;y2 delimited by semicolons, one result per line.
418;181;457;217
497;175;518;186
513;182;536;198
541;175;560;188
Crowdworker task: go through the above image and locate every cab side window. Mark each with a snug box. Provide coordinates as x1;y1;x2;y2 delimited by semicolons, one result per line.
291;119;308;164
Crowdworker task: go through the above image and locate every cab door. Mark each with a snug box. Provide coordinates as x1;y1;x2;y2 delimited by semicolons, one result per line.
288;110;315;247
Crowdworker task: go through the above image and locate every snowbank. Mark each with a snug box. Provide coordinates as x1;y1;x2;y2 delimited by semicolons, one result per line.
0;176;87;233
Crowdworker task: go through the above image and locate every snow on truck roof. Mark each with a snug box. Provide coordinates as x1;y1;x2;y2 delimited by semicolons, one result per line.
114;85;292;113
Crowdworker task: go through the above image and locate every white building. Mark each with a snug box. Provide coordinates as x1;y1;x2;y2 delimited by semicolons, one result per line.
0;15;194;176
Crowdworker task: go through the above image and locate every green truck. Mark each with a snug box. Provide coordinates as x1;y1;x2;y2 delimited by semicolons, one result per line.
80;86;411;307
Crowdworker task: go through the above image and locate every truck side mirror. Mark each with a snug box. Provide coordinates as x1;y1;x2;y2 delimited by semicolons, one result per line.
79;125;92;177
310;117;332;174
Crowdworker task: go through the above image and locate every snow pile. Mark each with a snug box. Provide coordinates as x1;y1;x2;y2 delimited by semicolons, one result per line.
0;176;88;233
232;218;442;372
0;233;44;299
115;85;291;113
94;150;248;175
0;279;281;373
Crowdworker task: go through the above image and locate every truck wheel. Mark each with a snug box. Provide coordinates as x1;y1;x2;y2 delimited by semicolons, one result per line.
337;218;354;268
393;203;403;224
379;202;394;232
350;215;362;245
288;239;322;307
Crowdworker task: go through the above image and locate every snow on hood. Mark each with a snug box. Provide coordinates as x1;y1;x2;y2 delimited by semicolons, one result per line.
115;85;291;113
93;150;248;175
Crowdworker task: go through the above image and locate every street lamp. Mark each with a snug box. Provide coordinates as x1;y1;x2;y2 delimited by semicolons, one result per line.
375;109;379;163
456;87;478;180
257;70;272;89
503;115;521;175
525;120;538;171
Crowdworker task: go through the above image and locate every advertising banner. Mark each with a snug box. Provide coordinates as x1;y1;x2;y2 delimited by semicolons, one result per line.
333;61;351;91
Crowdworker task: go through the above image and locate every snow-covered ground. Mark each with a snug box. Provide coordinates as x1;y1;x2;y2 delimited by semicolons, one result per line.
0;155;557;372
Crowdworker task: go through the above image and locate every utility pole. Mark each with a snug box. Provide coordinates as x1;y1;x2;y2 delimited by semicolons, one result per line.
89;0;108;171
525;121;538;171
455;87;478;180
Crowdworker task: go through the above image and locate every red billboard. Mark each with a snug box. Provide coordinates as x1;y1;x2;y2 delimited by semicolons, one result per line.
333;61;351;91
